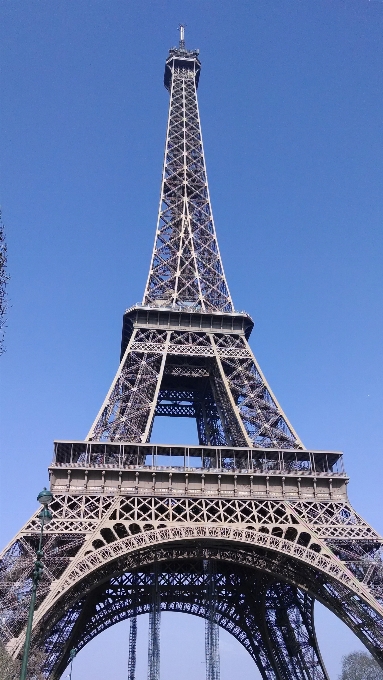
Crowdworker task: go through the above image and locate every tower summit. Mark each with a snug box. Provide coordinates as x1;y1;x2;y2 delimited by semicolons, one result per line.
1;32;383;680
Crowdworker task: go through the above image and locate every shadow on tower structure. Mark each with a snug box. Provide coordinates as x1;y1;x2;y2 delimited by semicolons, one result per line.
1;29;383;680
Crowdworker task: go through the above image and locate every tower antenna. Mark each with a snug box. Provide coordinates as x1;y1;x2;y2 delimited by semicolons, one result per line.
178;23;186;49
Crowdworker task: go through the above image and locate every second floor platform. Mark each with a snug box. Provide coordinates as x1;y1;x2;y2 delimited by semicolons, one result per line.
50;441;348;501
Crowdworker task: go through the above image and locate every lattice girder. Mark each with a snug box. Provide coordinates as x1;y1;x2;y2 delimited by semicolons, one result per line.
45;561;329;680
4;535;383;678
2;492;383;677
87;325;303;449
143;45;232;312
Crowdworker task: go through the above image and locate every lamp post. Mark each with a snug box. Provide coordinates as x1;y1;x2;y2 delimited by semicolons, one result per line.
68;648;77;680
19;488;53;680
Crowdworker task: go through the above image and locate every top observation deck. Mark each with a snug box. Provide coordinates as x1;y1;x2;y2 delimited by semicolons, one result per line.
164;37;201;91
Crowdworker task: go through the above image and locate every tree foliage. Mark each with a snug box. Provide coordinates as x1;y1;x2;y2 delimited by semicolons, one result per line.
0;214;9;355
0;640;19;680
0;640;46;680
339;651;383;680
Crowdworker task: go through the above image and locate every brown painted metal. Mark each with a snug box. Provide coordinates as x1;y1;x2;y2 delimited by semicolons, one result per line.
1;32;383;680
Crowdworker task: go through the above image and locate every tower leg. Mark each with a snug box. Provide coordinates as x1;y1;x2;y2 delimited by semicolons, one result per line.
128;616;137;680
261;583;329;680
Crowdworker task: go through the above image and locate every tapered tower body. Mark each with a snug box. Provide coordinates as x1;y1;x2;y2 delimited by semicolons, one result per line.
1;32;383;680
86;38;301;452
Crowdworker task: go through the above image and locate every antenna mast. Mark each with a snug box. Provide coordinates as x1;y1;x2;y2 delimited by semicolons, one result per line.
179;23;186;49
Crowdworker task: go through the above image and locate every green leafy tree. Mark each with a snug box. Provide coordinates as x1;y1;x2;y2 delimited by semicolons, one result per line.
0;640;46;680
339;651;383;680
26;647;46;680
0;640;19;680
0;213;9;355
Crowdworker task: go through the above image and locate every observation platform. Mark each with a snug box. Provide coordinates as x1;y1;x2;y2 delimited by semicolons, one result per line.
120;305;254;359
49;441;348;501
164;45;201;91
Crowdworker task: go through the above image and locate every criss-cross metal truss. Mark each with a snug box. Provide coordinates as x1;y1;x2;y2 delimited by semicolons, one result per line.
2;493;383;678
143;41;232;312
1;31;383;680
87;323;303;449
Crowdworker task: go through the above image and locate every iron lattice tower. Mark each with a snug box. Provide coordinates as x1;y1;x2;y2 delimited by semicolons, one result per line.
1;31;383;680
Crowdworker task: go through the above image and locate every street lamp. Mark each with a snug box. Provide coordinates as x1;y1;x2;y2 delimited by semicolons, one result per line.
19;487;53;680
68;648;77;680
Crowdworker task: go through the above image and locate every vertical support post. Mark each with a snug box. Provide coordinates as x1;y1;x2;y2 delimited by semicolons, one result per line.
128;573;138;680
204;558;220;680
147;560;161;680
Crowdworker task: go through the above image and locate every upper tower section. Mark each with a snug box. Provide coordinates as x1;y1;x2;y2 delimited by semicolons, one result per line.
164;27;201;91
143;29;233;313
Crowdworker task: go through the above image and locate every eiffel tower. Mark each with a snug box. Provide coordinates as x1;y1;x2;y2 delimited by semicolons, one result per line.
1;28;383;680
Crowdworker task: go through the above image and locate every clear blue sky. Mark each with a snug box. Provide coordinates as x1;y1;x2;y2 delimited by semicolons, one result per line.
1;1;383;678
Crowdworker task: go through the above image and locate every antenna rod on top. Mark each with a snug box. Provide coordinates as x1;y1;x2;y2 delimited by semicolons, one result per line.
179;24;186;49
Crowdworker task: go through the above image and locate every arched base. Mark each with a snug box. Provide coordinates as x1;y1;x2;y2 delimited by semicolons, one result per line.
37;543;334;679
4;513;383;677
52;560;328;680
